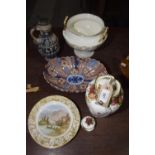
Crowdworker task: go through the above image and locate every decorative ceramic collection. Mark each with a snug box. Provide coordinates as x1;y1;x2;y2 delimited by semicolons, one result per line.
28;13;125;148
30;19;60;60
43;56;108;93
28;95;80;149
63;13;108;58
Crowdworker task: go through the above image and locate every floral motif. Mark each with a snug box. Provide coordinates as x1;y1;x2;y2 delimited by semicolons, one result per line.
85;117;93;125
70;68;79;74
67;75;84;85
87;84;96;100
86;77;124;117
111;95;123;105
57;78;66;85
61;59;70;67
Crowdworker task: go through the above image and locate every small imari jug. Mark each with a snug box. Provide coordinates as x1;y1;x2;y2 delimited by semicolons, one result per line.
30;19;60;60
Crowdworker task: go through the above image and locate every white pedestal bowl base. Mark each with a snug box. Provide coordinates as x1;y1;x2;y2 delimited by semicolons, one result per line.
74;49;94;58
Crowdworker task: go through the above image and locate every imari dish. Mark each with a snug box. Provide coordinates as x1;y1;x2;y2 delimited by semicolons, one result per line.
43;56;108;93
28;95;80;149
63;13;108;58
85;75;124;117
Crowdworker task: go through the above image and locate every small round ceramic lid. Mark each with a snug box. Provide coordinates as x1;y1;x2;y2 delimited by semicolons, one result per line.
81;116;96;132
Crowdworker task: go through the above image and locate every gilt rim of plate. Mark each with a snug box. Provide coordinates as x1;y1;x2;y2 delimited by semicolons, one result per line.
28;95;80;149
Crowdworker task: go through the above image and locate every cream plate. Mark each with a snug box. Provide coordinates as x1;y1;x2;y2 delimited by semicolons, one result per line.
28;95;80;149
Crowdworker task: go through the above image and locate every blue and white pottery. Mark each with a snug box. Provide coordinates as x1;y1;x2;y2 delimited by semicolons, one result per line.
30;20;60;60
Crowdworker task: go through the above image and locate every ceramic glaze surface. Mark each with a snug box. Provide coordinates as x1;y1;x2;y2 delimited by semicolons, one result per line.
43;56;108;93
28;95;80;149
67;75;84;85
74;20;102;36
85;76;123;117
38;32;59;59
30;22;60;60
63;13;108;58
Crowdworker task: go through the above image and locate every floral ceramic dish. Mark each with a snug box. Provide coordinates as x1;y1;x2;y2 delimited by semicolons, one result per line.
28;95;80;149
43;56;108;93
85;75;124;117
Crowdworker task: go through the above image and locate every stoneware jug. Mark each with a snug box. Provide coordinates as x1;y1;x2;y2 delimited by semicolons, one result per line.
85;75;124;117
30;19;60;60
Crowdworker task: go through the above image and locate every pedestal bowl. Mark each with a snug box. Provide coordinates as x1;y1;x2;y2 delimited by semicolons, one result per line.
63;13;108;58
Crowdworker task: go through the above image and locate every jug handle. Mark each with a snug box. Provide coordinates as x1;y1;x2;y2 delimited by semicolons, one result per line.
98;27;109;43
111;80;121;97
30;27;41;44
63;16;69;30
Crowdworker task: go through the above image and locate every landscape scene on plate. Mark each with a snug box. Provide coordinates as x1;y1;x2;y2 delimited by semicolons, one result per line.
38;103;71;137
